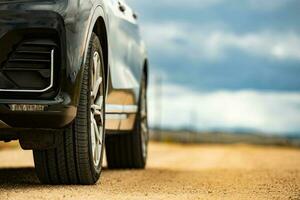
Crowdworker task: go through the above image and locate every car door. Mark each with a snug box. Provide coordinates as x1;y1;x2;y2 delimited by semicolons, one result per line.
107;0;143;91
105;0;145;130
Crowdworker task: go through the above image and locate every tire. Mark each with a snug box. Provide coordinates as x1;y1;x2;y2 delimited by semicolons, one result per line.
33;33;106;185
105;74;149;169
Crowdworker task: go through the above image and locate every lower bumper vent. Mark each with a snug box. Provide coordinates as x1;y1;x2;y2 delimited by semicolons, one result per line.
0;39;57;92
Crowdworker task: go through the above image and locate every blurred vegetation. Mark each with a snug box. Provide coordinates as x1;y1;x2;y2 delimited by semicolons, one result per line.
150;129;300;148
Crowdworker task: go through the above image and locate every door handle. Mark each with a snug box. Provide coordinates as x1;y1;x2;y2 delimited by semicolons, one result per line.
118;2;126;13
133;12;138;20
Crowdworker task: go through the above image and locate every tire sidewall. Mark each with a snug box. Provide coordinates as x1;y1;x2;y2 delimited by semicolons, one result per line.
87;34;106;179
137;74;148;165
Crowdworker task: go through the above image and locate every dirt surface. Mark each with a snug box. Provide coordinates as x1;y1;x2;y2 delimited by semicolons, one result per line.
0;142;299;200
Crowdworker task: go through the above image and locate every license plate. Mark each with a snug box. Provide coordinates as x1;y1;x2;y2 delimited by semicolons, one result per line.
9;104;47;111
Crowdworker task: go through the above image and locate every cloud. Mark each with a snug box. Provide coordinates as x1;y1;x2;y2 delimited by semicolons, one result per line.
127;0;295;11
148;83;300;134
247;0;295;11
142;22;300;62
127;0;224;9
152;0;224;9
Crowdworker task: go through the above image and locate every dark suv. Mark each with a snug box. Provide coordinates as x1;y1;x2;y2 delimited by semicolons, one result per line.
0;0;149;185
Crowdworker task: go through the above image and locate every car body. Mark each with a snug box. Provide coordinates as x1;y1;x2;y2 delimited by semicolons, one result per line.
0;0;148;130
0;0;149;184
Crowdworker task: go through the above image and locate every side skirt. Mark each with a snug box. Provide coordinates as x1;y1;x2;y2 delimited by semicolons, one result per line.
105;104;138;131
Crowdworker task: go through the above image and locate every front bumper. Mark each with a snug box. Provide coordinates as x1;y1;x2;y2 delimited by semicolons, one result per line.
0;10;76;129
0;95;76;129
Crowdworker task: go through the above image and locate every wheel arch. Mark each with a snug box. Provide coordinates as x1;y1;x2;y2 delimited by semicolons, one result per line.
93;17;109;90
143;59;149;88
73;6;109;108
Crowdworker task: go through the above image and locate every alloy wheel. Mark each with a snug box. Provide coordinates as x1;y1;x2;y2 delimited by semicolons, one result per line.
90;51;104;167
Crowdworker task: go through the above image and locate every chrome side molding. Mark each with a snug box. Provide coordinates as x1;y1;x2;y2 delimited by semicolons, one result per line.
106;104;138;114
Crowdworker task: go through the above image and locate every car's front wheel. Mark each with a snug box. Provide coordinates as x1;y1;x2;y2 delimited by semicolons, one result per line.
33;33;105;185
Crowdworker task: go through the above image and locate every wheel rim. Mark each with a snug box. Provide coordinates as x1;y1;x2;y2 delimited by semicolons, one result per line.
140;79;148;159
90;51;104;167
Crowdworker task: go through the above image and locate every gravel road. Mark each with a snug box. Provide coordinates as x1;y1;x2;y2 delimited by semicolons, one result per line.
0;142;299;200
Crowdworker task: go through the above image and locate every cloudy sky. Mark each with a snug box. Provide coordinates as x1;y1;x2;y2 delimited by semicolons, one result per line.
127;0;300;135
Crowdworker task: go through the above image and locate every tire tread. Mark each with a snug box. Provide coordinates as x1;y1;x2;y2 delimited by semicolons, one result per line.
33;33;104;185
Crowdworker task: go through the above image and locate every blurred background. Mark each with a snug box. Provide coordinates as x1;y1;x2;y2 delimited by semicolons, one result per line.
0;1;300;198
127;0;300;145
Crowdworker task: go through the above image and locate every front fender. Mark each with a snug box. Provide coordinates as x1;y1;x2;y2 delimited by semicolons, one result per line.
65;4;107;107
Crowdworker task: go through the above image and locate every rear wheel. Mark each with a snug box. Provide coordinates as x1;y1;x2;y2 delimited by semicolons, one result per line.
105;74;149;169
33;33;105;185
